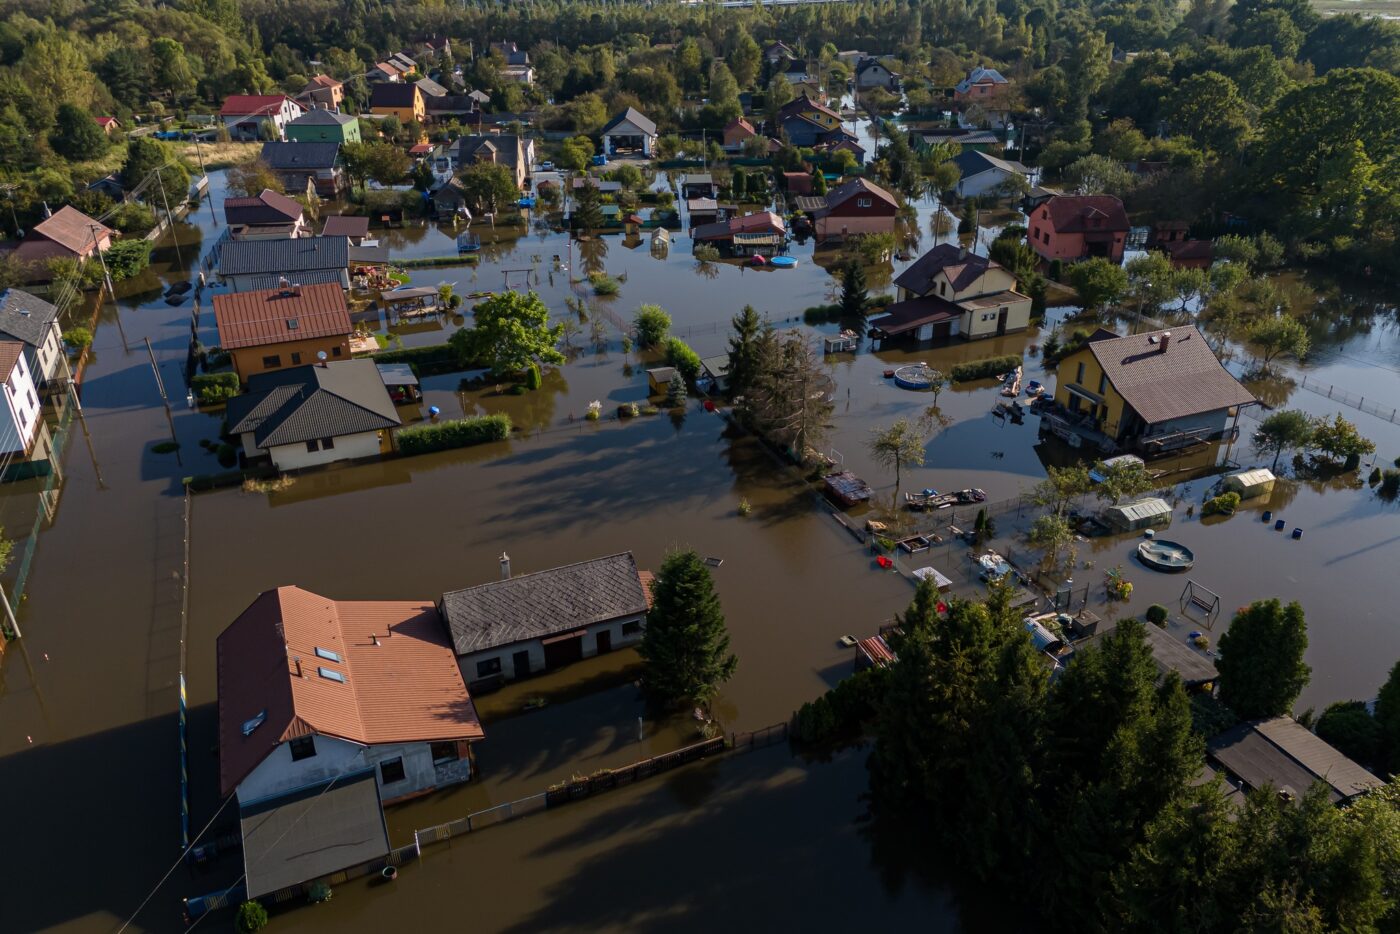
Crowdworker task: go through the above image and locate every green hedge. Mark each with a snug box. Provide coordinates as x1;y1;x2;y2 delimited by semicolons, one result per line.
396;414;512;455
1203;491;1241;516
664;337;701;383
398;255;479;268
950;354;1022;383
794;666;890;745
191;371;240;404
372;343;469;376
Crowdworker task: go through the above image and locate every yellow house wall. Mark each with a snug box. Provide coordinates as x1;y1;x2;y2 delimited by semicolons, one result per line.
961;295;1033;339
1053;346;1129;437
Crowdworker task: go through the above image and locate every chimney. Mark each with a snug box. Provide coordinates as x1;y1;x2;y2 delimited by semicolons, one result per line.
292;283;302;296
500;552;511;579
371;633;380;646
293;656;303;677
958;246;967;260
1160;331;1171;353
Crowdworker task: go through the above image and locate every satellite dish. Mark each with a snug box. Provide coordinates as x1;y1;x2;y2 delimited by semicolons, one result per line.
316;351;328;362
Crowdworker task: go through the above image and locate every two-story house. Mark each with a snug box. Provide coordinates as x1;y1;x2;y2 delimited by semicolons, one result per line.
870;244;1032;342
441;552;653;689
220;95;304;141
13;205;111;271
953;66;1009;102
285;109;361;146
0;289;67;387
218;585;483;897
0;341;43;456
777;96;842;147
808;177;899;242
295;74;344;112
369;82;425;126
260;141;346;196
439;134;535;189
1029;194;1131;265
211;280;352;382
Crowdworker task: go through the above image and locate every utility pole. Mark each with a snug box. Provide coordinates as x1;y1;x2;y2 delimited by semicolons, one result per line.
0;580;21;640
144;337;168;401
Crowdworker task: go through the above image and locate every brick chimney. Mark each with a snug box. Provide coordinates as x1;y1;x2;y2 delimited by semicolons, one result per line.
1160;331;1171;353
500;552;511;579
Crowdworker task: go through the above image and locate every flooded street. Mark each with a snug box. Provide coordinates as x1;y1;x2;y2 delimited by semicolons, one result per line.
2;137;1399;932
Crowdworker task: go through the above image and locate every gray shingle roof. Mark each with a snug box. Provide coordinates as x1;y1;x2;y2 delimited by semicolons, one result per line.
1086;327;1256;425
238;269;347;292
441;553;648;655
260;141;340;170
1209;717;1382;804
288;109;357;127
218;236;350;277
225;359;400;448
601;107;656;138
0;289;59;346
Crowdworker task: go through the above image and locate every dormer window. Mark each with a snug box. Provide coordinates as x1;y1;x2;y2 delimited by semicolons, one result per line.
856;198;872;208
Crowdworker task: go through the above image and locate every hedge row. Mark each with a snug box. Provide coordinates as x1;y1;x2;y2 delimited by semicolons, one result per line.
396;414;512;455
398;255;479;268
664;337;702;383
951;354;1022;383
371;343;470;376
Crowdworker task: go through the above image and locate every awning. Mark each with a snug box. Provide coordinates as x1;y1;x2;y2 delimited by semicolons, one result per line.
240;770;389;898
732;232;780;246
541;628;588;645
380;286;438;302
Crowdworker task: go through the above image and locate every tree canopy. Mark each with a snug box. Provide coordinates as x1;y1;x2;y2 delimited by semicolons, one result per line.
637;549;737;707
451;290;564;377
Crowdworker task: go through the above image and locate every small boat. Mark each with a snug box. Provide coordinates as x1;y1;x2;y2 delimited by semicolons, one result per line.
905;488;986;511
1025;380;1045;397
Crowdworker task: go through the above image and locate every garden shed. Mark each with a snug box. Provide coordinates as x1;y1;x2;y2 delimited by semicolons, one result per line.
647;366;679;394
1102;497;1172;532
1223;467;1276;499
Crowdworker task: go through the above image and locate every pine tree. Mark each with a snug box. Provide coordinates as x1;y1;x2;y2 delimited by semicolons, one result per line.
638;550;737;707
811;167;828;195
840;260;868;318
725;304;765;405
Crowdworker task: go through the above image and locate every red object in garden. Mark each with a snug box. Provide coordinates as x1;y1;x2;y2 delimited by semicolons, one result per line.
876;555;894;569
937;602;947;614
703;400;716;412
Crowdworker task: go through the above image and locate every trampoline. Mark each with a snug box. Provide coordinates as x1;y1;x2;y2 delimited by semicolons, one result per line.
1137;539;1196;572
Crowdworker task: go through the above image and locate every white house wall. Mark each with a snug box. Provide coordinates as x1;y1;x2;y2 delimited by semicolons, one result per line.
236;733;472;806
461;613;646;686
267;429;383;471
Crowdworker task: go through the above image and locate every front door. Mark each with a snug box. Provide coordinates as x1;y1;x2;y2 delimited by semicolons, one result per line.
997;308;1009;335
596;630;612;654
543;635;584;670
512;650;532;678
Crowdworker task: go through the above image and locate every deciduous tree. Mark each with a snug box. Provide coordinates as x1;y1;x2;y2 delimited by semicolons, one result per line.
868;418;926;495
1253;408;1314;469
452;290;564;376
1216;599;1310;719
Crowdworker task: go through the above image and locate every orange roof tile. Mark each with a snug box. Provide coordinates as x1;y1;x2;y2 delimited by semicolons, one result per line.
30;205;111;256
218;586;483;795
0;341;24;380
212;282;351;350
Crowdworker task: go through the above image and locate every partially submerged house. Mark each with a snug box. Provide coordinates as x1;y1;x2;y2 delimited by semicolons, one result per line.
321;215;370;244
854;57;900;90
12;205;111;269
601;107;657;157
1028;194;1130;265
1049;326;1257;454
260;142;345;196
221;95;303;141
217;235;352;292
808;178;898;243
691;211;787;257
441;552;652;689
285;108;361;145
1080;621;1219;689
951;150;1031;199
217;585;483;897
443;134;534;189
777;96;843;147
870;244;1032;342
223;189;308;240
0;341;43;457
953;66;1009;103
1148;220;1213;270
1101;497;1172;532
225;359;400;469
1209;717;1382;805
212;281;352;382
0;289;66;386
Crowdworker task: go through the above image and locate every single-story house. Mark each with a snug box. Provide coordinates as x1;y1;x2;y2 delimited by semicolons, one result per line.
1209;717;1382;805
0;288;66;386
218;585;483;896
919;128;1001;153
1029;194;1131;264
1080;620;1218;689
854;57;900;90
1101;497;1173;532
869;244;1032;342
440;552;652;689
217;235;352;293
691;211;787;257
260;141;345;196
224;359;400;469
94;116;120;135
951;150;1032;199
0;341;43;456
12;205;111;269
212;281;353;382
321;215;370;244
687;198;721;227
1052;327;1257;452
722;116;757;151
601;107;657;157
224;188;308;240
699;355;730;393
680;174;717;199
221;95;303;141
809;177;898;243
285;108;360;145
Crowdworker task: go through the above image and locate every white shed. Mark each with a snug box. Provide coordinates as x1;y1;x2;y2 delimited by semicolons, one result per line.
1223;467;1276;499
1102;497;1173;532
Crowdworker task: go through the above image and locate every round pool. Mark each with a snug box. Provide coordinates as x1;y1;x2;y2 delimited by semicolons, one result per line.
1137;539;1195;572
893;364;937;391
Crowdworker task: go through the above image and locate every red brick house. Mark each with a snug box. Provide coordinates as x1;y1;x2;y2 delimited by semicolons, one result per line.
1028;194;1130;265
810;178;899;243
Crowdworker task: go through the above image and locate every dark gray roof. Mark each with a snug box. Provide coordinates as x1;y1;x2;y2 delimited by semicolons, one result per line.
601;107;656;138
371;83;419;109
425;94;479;114
239;269;347;292
226;359;400;449
441;552;648;655
414;77;448;98
1208;718;1384;804
1082;621;1218;687
453;134;524;168
0;289;59;346
289;109;357;127
219;236;350;278
260;141;340;170
951;149;1028;178
240;770;389;898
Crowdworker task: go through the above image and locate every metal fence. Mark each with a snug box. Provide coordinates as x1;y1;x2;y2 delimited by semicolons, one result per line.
730;720;790;752
1295;373;1400;425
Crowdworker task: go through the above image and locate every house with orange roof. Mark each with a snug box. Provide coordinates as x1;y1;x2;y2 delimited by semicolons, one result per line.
212;280;352;381
13;205;112;271
218;585;484;896
295;74;344;112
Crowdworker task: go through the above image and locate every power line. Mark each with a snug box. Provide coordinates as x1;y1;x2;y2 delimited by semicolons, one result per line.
115;791;238;934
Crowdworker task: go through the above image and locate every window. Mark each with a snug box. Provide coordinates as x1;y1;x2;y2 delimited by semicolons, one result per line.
320;437;335;450
318;667;346;683
261;355;282;368
476;657;502;677
1098;373;1108;395
305;440;320;453
380;757;406;783
331;346;342;357
1076;362;1085;385
315;647;342;662
856;197;872;208
431;741;459;764
622;620;642;636
291;352;302;365
289;736;316;761
27;389;36;408
939;281;946;296
1031;226;1039;241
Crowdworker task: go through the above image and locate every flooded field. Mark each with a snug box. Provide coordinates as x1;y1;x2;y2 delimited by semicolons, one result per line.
2;135;1400;931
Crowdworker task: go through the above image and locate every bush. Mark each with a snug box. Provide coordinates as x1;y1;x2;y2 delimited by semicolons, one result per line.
1381;470;1400;498
62;326;93;350
236;900;269;933
950;354;1022;383
1202;491;1241;516
525;363;542;390
373;342;471;376
633;305;671;347
1146;603;1169;626
1049;259;1063;282
192;371;240;405
802;304;843;324
396;414;512;455
664;337;701;383
589;272;620;296
216;443;238;467
693;244;721;262
105;239;154;281
1316;700;1381;768
794;667;889;745
109;202;157;234
152;440;180;454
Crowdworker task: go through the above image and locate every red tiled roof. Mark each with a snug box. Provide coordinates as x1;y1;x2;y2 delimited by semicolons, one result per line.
0;340;24;380
724;117;755;136
30;206;112;256
212;282;351;350
821;177;898;214
218;586;484;795
95;116;118;127
1042;195;1130;233
731;210;786;234
221;95;293;118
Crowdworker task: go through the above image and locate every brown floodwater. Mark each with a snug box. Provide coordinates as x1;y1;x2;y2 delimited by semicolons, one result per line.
4;150;1400;933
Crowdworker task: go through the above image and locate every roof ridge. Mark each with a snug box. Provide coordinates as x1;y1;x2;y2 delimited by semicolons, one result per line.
445;551;637;593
